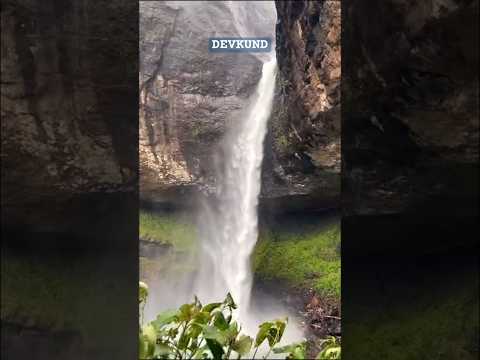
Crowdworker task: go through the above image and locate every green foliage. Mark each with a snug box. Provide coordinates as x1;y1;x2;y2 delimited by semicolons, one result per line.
139;281;149;303
316;337;341;359
253;223;341;297
273;342;307;359
138;282;320;360
139;210;196;251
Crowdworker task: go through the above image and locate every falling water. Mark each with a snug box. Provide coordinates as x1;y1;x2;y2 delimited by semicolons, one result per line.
195;57;277;319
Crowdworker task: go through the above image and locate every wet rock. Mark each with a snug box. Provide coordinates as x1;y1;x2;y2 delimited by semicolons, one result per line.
263;0;341;212
139;1;276;205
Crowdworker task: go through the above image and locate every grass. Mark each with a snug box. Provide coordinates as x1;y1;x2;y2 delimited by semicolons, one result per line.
139;210;198;284
139;209;341;299
139;210;196;251
253;222;341;298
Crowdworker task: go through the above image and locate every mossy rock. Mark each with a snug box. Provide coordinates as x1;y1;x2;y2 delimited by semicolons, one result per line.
253;221;341;298
139;210;197;252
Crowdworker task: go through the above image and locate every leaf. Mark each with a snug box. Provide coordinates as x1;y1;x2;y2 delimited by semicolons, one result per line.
261;319;288;347
206;339;224;359
191;312;214;339
139;333;149;359
154;340;174;357
213;312;229;331
139;337;154;359
187;323;203;339
202;325;227;345
288;345;307;360
167;327;179;338
224;293;237;309
317;346;341;360
267;327;279;347
178;303;198;322
139;281;149;303
202;302;223;313
141;324;157;346
178;332;190;350
224;321;240;343
255;321;273;347
232;335;253;356
193;311;211;325
316;336;341;359
273;343;299;354
192;345;210;359
274;341;307;359
151;309;178;329
139;325;156;359
274;319;287;343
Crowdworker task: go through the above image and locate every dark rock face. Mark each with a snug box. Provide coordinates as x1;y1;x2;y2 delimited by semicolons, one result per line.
1;0;138;230
139;1;276;204
342;0;479;215
264;1;341;212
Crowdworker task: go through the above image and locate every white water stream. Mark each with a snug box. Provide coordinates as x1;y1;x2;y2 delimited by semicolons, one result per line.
195;58;277;319
144;56;304;353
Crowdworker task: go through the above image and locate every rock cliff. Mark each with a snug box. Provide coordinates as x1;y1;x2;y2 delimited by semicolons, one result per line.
263;0;341;212
139;1;342;213
139;1;275;205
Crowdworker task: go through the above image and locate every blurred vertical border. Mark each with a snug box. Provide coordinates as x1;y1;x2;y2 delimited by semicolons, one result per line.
341;0;479;359
1;0;139;359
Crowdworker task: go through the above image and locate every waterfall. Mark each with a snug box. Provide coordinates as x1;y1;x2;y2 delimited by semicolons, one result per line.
196;58;277;318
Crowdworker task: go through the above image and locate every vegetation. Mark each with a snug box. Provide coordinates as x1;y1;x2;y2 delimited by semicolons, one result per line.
316;337;341;360
139;282;340;360
139;210;198;286
253;223;341;298
140;210;196;251
138;213;342;358
276;134;291;151
139;211;341;299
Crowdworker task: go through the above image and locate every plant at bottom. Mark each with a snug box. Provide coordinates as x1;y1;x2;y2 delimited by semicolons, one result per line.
316;336;341;360
138;282;309;359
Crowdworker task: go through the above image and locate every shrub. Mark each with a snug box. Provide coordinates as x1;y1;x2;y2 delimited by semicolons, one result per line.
138;282;310;359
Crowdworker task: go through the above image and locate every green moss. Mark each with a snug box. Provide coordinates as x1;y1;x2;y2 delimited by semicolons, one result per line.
275;134;290;152
139;210;196;251
253;222;341;298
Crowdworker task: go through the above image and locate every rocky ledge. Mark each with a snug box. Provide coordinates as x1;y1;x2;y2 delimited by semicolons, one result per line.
139;1;274;205
139;1;341;213
262;0;341;212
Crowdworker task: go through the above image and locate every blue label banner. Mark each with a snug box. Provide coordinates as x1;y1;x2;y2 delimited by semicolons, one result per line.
208;37;272;53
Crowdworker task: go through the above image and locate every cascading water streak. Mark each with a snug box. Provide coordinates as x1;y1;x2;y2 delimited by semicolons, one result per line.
196;57;277;320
